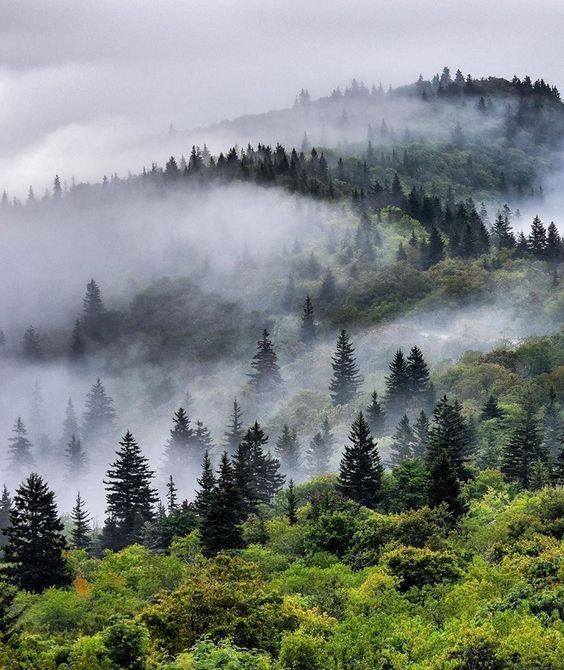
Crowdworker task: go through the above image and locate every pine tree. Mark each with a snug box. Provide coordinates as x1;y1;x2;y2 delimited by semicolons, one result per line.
413;410;430;457
390;415;416;465
546;222;562;262
60;397;79;449
192;420;215;466
65;435;87;480
481;394;504;420
70;492;91;550
275;425;300;475
8;418;35;478
0;486;11;547
528;215;547;257
22;326;42;361
103;431;158;550
427;446;466;521
287;480;298;525
384;349;411;422
82;279;106;341
248;329;283;395
194;451;215;519
366;391;386;437
82;378;116;444
543;387;561;459
305;432;331;476
406;346;430;398
3;473;69;592
427;396;470;481
69;320;86;360
301;295;316;342
166;476;178;513
201;452;243;555
338;412;383;509
502;406;547;488
329;330;362;405
163;407;194;473
223;399;244;454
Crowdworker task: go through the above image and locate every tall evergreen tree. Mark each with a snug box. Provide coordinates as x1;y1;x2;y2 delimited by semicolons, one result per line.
3;473;69;592
82;279;106;341
390;414;416;465
69;320;86;360
502;406;547;489
427;446;466;521
305;432;331;476
60;397;79;449
191;420;215;466
201;452;243;555
427;396;470;481
338;412;383;509
329;330;362;405
0;486;11;547
248;330;283;395
413;410;430;458
321;416;335;455
70;492;91;550
287;479;298;525
166;476;178;513
406;346;430;399
163;407;194;472
82;378;116;444
528;215;547;257
365;391;386;437
22;326;42;361
384;349;411;421
223;399;244;454
425;226;445;267
65;435;87;480
194;451;215;520
301;295;316;342
103;431;158;550
481;394;503;420
7;418;35;478
275;424;300;475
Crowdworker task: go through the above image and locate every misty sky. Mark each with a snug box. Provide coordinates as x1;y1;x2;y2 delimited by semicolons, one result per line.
2;0;564;195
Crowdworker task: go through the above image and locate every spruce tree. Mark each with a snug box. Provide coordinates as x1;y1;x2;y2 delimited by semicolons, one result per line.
82;279;106;341
275;424;300;475
65;435;87;480
248;330;283;395
163;407;194;472
82;378;116;444
191;420;214;465
413;410;430;457
8;418;35;478
223;399;244;454
390;415;416;465
301;295;316;342
481;394;503;420
528;215;547;257
166;476;178;513
0;486;11;547
366;391;386;437
384;349;411;422
103;431;158;550
406;346;430;398
69;320;86;360
194;451;215;519
287;479;298;525
70;492;91;550
502;406;547;489
22;326;42;361
60;397;79;449
3;473;69;592
329;329;362;405
427;446;466;521
321;416;335;454
201;452;243;555
427;395;470;480
306;432;331;476
426;226;445;267
338;412;383;509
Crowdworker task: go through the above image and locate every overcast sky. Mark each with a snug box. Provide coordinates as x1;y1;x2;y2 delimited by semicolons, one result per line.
2;0;564;196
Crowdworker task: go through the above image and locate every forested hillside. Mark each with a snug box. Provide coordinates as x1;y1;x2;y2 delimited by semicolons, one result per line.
0;71;563;669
